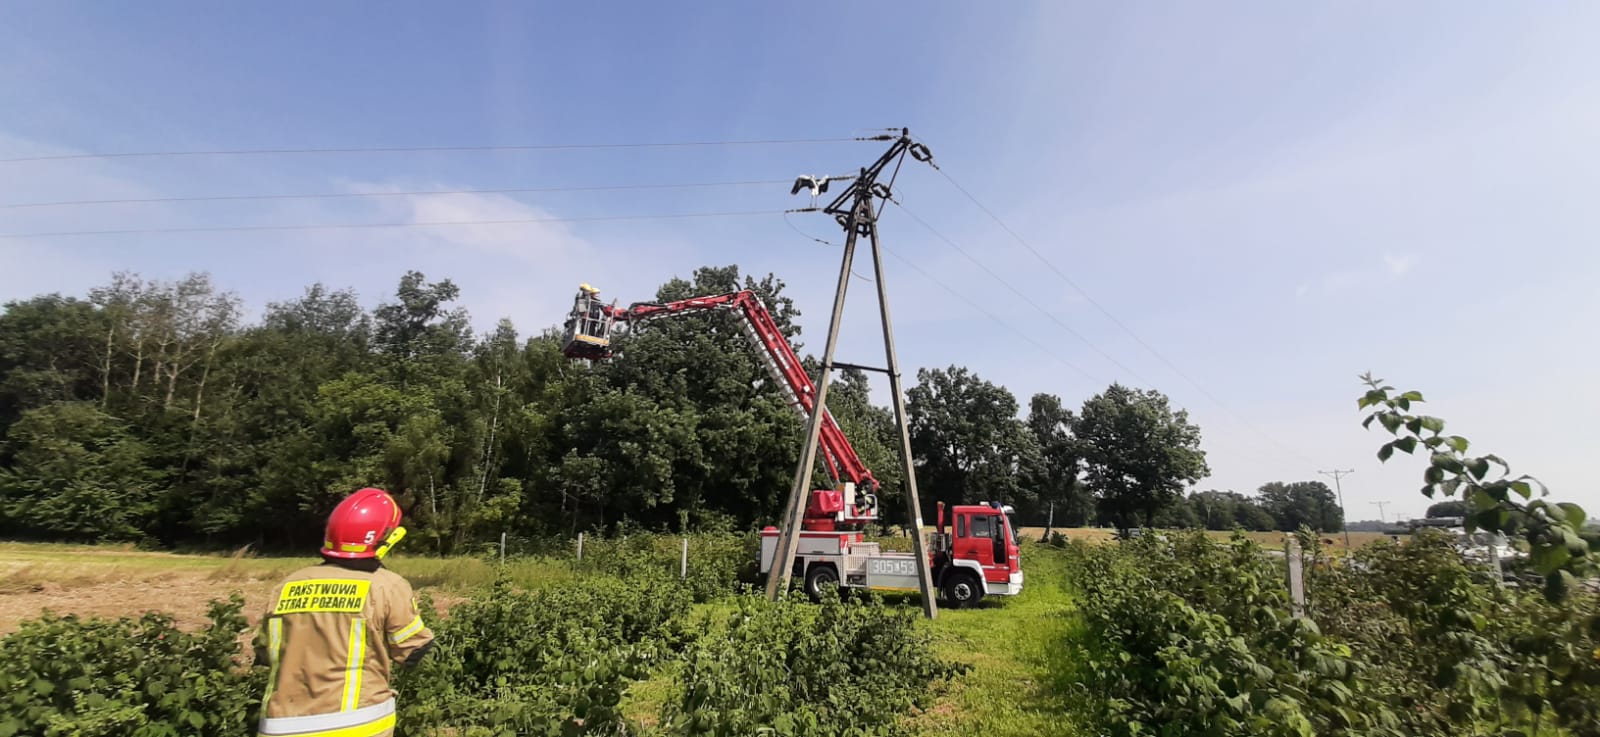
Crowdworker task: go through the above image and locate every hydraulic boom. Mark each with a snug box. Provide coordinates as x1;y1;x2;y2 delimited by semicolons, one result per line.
561;285;879;530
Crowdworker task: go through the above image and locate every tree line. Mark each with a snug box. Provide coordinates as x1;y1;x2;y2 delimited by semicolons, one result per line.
0;265;1328;552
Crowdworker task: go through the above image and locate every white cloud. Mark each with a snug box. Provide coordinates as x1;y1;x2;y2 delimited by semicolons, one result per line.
1383;252;1415;276
1296;252;1418;300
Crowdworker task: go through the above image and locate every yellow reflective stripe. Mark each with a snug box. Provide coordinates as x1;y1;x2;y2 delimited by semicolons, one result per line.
342;619;364;712
257;713;395;737
262;618;283;702
390;614;424;644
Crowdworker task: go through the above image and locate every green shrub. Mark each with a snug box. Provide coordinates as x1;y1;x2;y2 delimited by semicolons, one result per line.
576;532;758;602
1066;532;1398;737
0;593;263;737
395;572;693;736
1308;530;1600;735
661;589;965;737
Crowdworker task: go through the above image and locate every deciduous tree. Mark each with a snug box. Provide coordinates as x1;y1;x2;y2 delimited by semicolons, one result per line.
1073;383;1208;531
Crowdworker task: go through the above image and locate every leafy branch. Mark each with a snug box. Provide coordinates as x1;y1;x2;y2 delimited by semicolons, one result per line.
1357;372;1594;601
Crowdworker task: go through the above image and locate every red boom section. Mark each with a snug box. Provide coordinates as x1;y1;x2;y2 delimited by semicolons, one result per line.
604;291;878;495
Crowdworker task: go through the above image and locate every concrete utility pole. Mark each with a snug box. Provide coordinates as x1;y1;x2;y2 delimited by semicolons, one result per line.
763;130;940;619
1319;469;1354;549
1371;500;1391;523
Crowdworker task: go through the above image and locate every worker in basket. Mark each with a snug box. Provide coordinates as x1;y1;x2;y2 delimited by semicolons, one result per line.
254;488;435;737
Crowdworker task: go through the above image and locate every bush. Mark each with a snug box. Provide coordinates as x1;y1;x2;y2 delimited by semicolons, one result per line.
395;573;693;736
0;593;263;737
575;532;758;602
661;589;965;737
1308;530;1600;735
1065;532;1398;737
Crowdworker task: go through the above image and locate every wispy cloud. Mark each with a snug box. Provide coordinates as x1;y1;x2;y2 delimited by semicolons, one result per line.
1296;251;1418;299
1383;252;1415;276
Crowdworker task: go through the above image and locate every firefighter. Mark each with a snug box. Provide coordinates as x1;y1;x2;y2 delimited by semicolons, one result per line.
254;488;434;737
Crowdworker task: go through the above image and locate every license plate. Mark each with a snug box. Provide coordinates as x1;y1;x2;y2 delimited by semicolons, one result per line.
867;558;917;577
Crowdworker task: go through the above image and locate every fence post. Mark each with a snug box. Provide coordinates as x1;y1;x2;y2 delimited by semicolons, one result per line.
681;537;689;579
500;531;506;564
1286;538;1306;618
577;532;585;563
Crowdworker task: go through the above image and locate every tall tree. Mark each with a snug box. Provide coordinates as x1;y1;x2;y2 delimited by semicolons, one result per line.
907;366;1038;515
1425;500;1470;518
1257;481;1343;532
372;271;471;379
1073;383;1208;531
0;402;159;541
0;295;107;431
1026;393;1088;530
1189;490;1276;531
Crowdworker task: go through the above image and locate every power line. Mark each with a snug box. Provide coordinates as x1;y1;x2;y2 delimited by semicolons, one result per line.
929;161;1322;467
781;210;874;283
0;209;784;240
876;244;1102;385
888;200;1154;388
0;179;792;210
0;137;858;164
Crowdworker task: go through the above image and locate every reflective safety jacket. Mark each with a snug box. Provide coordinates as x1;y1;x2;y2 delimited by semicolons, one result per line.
255;562;434;737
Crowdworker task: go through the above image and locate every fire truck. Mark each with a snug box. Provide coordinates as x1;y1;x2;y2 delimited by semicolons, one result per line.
560;284;1022;607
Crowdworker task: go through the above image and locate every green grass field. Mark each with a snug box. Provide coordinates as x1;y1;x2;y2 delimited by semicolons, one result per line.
908;543;1087;736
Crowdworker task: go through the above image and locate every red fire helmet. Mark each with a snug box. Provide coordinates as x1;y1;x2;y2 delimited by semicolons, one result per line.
322;487;405;560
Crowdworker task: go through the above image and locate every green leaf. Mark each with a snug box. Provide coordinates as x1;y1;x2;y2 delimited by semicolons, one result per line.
1405;417;1422;435
1511;481;1533;499
1467;457;1490;480
1399;390;1423;402
1534;543;1572;575
1445;435;1469;453
1420;416;1445;434
1557;502;1586;529
1378;413;1402;434
187;712;205;729
1394;437;1417;454
1544;570;1576;603
1377;443;1394;462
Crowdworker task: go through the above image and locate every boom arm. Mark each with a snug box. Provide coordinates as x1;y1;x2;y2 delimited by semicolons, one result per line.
563;288;878;500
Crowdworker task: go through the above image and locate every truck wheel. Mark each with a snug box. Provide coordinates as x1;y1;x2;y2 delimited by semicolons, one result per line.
804;564;839;602
942;572;982;608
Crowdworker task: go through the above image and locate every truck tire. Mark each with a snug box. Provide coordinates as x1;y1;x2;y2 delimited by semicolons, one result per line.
942;572;983;608
804;564;839;602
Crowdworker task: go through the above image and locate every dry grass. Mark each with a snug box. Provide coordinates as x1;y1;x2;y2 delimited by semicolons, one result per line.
0;542;566;635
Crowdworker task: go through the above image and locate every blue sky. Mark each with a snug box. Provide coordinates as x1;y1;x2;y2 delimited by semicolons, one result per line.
3;2;1597;521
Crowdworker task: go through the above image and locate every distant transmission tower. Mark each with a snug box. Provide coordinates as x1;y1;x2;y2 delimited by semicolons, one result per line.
1371;500;1391;523
1318;469;1354;549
